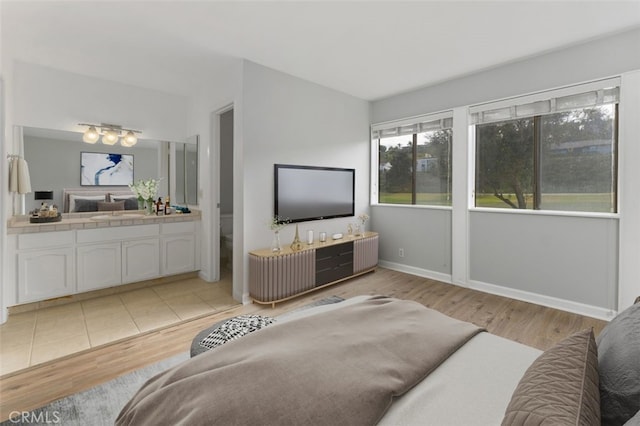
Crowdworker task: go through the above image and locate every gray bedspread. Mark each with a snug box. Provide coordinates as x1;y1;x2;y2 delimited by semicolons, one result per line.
116;295;483;426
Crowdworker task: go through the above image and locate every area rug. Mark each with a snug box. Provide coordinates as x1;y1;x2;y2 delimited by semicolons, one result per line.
4;296;345;426
1;352;189;426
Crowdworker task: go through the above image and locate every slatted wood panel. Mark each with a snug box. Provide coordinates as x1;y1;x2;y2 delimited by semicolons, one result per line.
353;234;379;273
249;250;315;301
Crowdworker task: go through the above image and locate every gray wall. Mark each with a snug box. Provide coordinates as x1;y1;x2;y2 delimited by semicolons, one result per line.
370;27;640;312
470;212;618;308
24;134;159;210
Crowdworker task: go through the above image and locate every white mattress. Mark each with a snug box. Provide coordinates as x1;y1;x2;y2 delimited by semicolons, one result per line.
278;296;542;425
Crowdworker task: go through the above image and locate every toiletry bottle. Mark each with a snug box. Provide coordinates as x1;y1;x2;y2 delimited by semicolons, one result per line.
156;197;163;216
164;197;170;215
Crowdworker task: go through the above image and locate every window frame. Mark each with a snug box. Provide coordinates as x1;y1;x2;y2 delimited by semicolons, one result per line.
371;110;454;209
469;78;620;217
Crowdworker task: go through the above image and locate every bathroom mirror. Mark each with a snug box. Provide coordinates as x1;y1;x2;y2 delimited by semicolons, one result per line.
174;135;199;205
20;126;195;214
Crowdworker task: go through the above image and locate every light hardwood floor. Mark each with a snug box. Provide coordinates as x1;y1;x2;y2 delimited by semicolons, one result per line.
0;267;607;421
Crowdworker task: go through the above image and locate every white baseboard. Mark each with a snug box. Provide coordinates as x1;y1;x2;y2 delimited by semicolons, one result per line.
378;260;452;285
378;260;616;321
468;279;617;321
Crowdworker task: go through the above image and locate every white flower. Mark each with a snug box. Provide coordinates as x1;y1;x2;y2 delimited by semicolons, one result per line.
269;215;290;231
358;213;369;225
129;178;161;201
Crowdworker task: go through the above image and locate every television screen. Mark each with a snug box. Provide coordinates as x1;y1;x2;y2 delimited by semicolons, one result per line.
275;164;355;223
81;152;134;186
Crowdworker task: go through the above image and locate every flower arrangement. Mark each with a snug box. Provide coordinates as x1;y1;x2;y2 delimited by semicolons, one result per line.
268;215;290;231
358;213;370;225
129;178;161;202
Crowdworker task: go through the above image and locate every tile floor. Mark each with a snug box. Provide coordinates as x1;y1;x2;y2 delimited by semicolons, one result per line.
0;274;238;376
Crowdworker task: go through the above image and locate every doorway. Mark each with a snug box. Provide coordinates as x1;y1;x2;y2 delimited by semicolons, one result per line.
218;109;234;280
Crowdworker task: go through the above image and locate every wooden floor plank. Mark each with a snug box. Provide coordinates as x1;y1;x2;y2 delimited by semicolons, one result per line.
0;267;607;421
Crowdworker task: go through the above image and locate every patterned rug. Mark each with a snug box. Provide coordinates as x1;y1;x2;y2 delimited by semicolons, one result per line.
3;296;345;426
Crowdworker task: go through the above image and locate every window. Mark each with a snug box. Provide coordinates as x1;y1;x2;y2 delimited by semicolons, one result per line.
473;80;619;213
373;113;452;206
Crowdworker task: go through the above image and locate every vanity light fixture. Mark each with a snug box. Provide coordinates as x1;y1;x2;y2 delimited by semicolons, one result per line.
78;123;141;147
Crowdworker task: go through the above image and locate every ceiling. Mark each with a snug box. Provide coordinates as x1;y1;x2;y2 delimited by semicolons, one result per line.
2;1;640;101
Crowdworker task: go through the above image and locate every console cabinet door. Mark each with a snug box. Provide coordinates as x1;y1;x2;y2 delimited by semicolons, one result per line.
18;248;75;303
77;242;122;292
122;238;160;283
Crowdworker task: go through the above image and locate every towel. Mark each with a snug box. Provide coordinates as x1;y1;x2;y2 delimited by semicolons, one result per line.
9;157;18;192
11;157;32;194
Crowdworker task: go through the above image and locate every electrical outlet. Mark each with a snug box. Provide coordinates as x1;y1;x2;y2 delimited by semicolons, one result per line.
398;248;404;258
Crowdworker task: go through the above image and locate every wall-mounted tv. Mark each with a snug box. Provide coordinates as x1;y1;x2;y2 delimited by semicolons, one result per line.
274;164;355;223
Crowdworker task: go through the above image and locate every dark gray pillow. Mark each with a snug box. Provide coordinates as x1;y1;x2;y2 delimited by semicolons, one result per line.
73;199;100;212
112;196;139;210
597;302;640;426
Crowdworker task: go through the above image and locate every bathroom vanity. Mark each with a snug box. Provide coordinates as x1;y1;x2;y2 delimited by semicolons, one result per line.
5;211;201;306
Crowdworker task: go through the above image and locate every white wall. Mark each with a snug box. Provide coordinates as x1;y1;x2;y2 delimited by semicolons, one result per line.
371;27;640;317
240;61;370;302
185;59;242;292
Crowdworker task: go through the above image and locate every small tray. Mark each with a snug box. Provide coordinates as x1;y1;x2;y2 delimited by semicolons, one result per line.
30;214;62;224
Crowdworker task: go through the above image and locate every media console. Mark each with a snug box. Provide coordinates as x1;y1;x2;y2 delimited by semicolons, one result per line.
249;232;378;307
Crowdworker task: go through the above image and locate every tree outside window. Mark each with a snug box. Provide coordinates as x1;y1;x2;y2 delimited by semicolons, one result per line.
378;129;452;206
475;104;617;213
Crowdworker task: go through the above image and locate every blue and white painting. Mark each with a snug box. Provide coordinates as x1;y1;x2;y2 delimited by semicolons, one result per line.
81;152;134;186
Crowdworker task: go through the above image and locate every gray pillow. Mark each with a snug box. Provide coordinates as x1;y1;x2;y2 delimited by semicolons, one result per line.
97;200;125;211
501;329;600;426
73;199;100;212
597;302;640;426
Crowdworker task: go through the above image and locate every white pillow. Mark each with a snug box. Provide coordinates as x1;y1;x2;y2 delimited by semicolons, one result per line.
109;194;137;202
69;194;105;212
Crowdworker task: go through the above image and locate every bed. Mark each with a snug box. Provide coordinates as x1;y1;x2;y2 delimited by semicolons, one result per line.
62;188;140;213
116;295;640;426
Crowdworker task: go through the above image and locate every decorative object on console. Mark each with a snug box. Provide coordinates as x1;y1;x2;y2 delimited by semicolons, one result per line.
290;224;303;251
268;215;289;252
307;229;314;245
129;179;161;215
79;123;141;147
357;213;369;236
81;152;134;186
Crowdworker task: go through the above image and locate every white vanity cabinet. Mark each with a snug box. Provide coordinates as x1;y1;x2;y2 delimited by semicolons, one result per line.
8;218;201;306
77;242;122;292
122;238;161;283
161;222;197;276
16;231;76;303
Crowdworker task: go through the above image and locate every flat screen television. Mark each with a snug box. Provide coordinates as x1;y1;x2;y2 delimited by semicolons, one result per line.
274;164;355;223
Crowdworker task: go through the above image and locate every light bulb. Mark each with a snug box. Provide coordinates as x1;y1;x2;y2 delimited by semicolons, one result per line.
102;130;119;145
82;126;99;144
121;131;137;147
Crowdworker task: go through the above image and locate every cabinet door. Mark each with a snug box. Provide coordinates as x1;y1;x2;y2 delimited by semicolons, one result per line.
161;234;196;276
77;242;122;292
18;248;75;303
122;238;160;283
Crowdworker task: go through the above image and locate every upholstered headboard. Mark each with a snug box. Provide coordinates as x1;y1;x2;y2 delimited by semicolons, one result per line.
62;187;137;213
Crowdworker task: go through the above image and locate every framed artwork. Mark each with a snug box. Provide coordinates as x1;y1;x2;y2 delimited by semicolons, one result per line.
81;152;134;186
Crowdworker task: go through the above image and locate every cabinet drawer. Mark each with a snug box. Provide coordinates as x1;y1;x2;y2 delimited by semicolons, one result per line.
161;221;195;235
316;262;353;286
18;231;74;250
315;242;354;261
